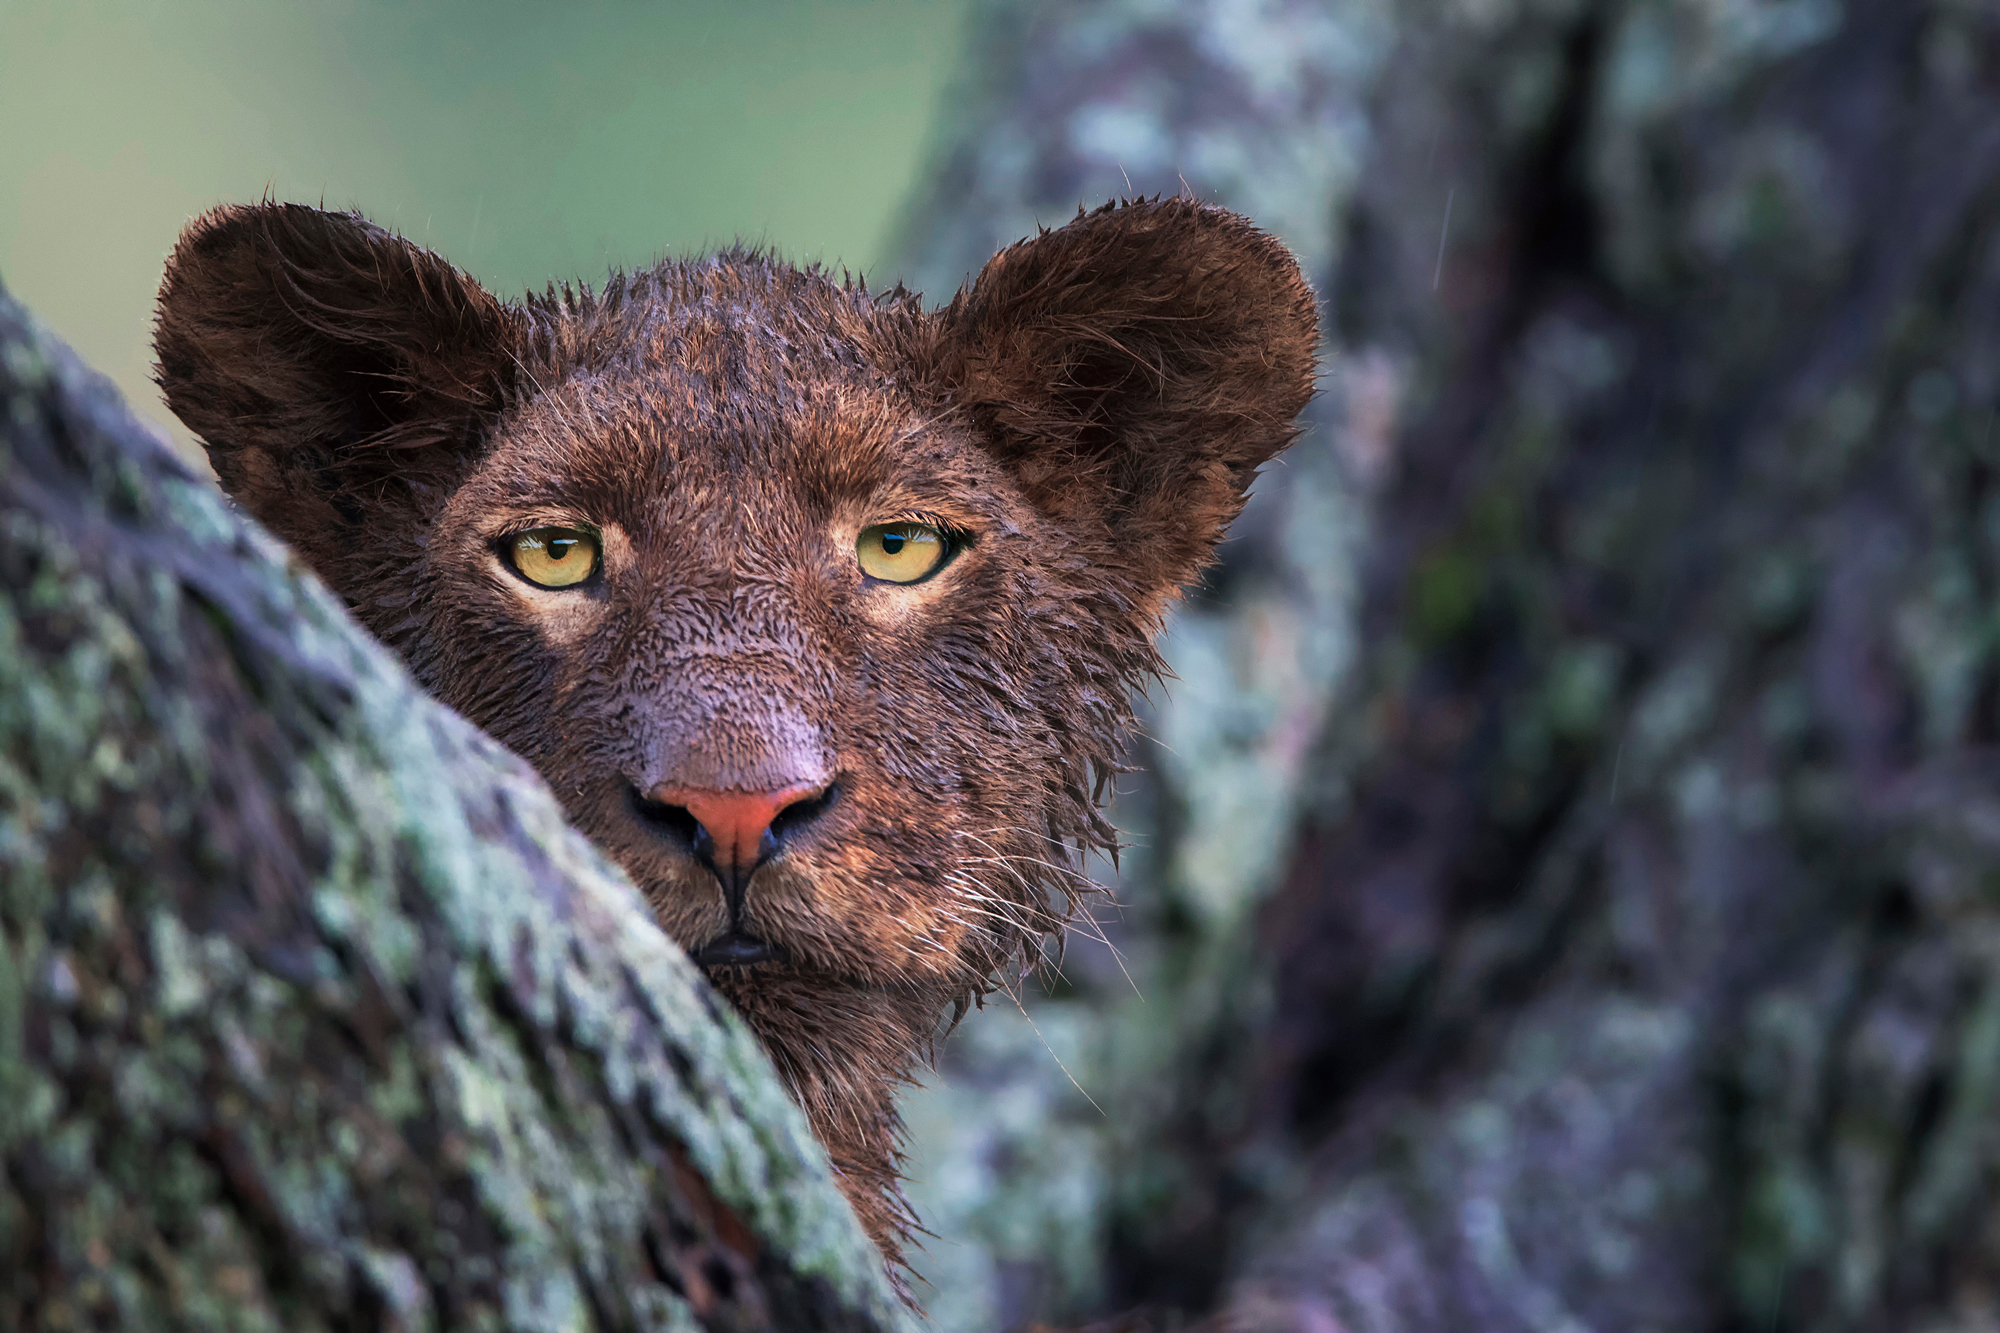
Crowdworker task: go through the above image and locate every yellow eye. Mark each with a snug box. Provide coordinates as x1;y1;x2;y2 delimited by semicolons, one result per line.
508;527;599;589
857;522;948;584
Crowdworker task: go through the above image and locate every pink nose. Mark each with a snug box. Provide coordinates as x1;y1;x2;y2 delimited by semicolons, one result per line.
647;781;829;883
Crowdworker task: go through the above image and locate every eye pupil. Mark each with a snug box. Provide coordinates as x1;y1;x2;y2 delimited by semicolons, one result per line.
856;522;951;584
507;527;598;589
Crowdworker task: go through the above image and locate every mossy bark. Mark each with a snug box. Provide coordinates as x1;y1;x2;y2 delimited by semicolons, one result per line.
896;2;2000;1329
0;289;913;1333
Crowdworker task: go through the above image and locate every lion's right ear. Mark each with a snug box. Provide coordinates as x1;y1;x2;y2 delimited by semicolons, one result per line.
153;203;526;554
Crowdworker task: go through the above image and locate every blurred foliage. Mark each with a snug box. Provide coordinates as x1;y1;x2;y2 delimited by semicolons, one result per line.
0;0;965;464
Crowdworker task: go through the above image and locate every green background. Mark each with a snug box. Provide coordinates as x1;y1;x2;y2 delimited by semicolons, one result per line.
0;0;968;463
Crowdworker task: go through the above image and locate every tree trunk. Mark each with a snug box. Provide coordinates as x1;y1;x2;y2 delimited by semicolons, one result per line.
895;2;2000;1329
0;288;911;1333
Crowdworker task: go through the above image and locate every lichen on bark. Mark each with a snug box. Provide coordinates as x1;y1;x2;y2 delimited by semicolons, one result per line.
0;288;913;1333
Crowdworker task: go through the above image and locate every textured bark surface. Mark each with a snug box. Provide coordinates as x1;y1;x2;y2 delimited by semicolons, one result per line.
893;2;2000;1330
0;288;913;1333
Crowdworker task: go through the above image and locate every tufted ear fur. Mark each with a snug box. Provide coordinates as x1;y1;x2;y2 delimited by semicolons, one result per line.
920;197;1319;613
153;202;526;595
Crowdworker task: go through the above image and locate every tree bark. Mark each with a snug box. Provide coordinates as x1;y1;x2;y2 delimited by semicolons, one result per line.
1238;3;2000;1327
896;2;2000;1329
0;288;911;1332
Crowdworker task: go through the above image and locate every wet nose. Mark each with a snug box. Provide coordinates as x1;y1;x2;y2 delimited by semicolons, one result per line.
646;780;833;899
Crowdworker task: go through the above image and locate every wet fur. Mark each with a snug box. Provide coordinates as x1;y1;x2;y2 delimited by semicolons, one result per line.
153;197;1318;1268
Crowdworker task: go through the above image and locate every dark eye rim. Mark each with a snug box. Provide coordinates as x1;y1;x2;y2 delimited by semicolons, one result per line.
857;520;966;587
498;523;604;590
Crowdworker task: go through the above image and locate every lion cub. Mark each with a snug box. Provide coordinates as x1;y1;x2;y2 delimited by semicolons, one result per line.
154;197;1317;1263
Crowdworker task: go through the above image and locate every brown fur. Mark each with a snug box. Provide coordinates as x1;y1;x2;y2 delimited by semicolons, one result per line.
152;197;1318;1267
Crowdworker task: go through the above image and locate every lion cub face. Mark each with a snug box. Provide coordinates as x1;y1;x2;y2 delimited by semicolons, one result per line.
424;288;1058;993
154;198;1318;1260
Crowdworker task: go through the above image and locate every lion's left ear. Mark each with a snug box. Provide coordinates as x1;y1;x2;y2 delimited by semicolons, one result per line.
918;197;1319;609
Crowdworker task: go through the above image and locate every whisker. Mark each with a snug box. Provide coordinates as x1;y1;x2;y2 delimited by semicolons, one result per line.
994;977;1105;1119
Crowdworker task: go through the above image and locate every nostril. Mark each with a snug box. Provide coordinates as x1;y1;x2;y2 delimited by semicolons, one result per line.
769;782;838;847
630;781;837;869
628;786;702;853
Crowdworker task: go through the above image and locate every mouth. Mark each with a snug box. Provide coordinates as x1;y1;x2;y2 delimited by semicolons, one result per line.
692;930;787;969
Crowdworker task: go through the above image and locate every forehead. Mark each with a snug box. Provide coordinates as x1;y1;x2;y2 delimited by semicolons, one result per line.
472;257;959;518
